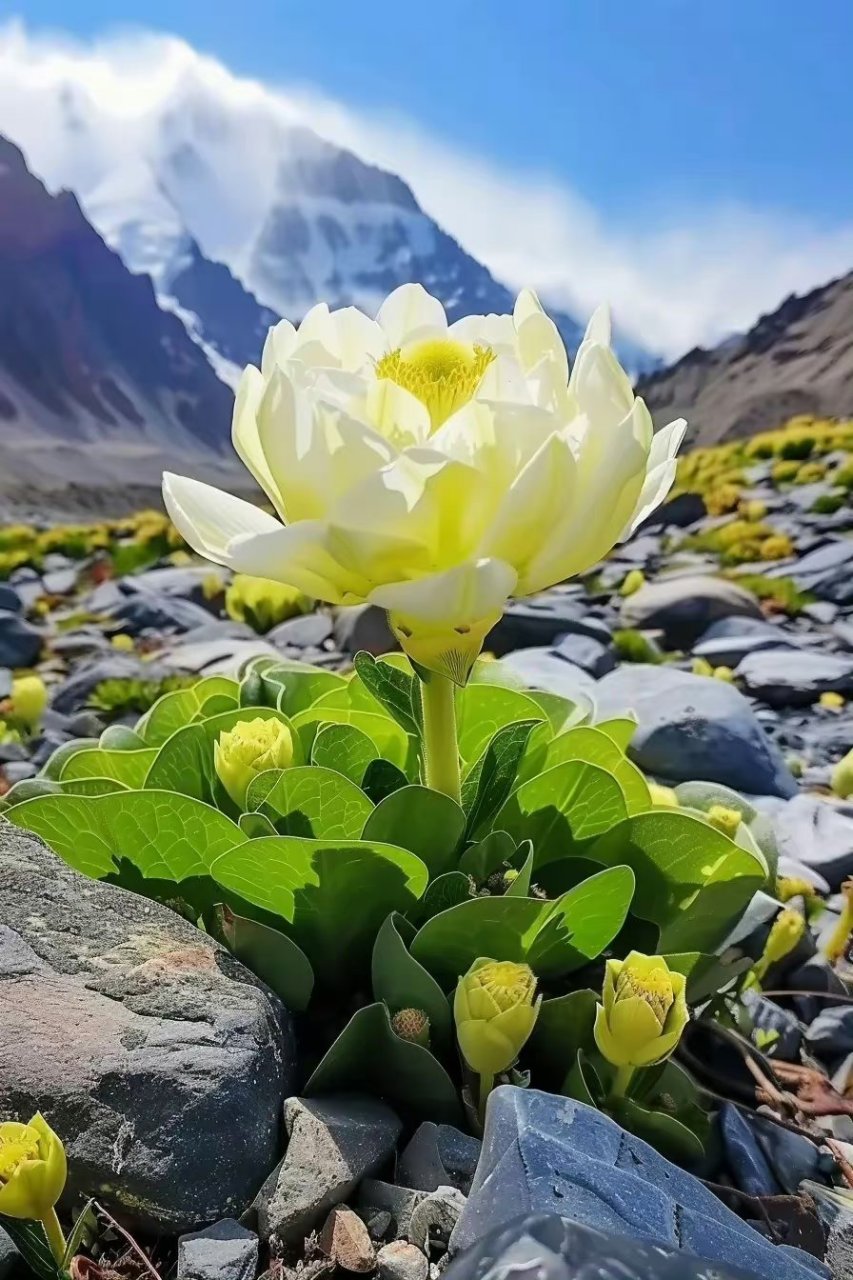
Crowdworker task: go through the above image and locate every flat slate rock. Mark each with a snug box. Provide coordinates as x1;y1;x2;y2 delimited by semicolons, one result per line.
177;1219;259;1280
0;610;42;668
0;828;294;1232
770;794;853;890
450;1089;827;1279
595;664;798;798
620;576;763;648
736;650;853;707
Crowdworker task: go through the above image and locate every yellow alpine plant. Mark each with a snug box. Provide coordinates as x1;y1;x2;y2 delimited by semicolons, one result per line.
594;952;688;1094
214;717;295;808
454;958;541;1121
163;285;685;686
0;1113;68;1261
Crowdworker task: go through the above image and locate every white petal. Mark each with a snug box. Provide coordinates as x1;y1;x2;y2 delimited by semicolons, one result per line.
481;432;578;570
377;283;447;348
370;558;517;626
619;417;687;538
513;290;569;387
231;366;286;515
261;319;297;378
364;378;432;448
226;520;370;604
580;304;611;349
570;342;635;429
330;306;385;369
162;473;279;566
449;312;516;352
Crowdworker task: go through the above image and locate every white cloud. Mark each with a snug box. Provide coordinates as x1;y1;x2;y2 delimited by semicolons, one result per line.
0;18;851;360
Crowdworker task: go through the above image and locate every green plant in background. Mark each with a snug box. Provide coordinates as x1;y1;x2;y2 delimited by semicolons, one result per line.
811;492;845;515
613;629;663;664
87;675;199;718
225;574;313;633
729;573;814;616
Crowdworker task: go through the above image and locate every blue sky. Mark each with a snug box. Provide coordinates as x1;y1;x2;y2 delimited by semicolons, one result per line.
9;0;853;225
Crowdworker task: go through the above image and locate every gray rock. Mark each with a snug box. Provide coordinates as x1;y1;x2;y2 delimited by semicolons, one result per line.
0;668;9;700
1;761;36;784
41;568;78;596
0;1227;18;1280
550;633;616;678
654;490;707;527
408;1187;467;1252
450;1088;826;1278
109;592;215;635
741;990;803;1060
801;1184;853;1280
748;1112;831;1195
253;1095;401;1245
398;1123;481;1195
620;576;763;648
806;1007;853;1063
772;795;853;890
0;611;42;668
444;1212;772;1280
359;1180;427;1239
486;593;594;655
0;828;293;1232
319;1206;376;1273
267;613;334;650
693;633;798;668
159;637;278;674
719;1102;779;1196
125;566;227;606
334;605;397;656
178;1220;259;1280
0;585;22;614
50;653;182;714
803;601;839;625
496;649;597;704
595;665;798;797
736;650;853;707
378;1241;429;1280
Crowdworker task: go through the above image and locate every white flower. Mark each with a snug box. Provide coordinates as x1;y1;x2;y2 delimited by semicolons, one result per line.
164;285;685;682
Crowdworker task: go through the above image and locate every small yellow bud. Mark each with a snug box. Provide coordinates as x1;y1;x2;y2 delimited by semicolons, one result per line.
820;691;845;711
776;876;816;903
454;958;540;1075
713;666;734;683
706;804;742;838
9;675;47;731
692;657;713;677
0;1113;66;1222
832;748;853;799
391;1008;431;1048
594;952;688;1069
824;878;853;966
214;717;295;808
752;908;805;982
111;634;135;652
619;569;645;598
649;783;679;808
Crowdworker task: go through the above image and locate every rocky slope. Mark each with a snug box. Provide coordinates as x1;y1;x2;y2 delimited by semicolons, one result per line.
0;137;239;497
640;270;853;447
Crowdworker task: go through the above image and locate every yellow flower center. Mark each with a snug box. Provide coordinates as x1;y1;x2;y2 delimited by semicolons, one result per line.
0;1131;38;1182
476;960;536;1012
375;337;494;431
616;966;673;1026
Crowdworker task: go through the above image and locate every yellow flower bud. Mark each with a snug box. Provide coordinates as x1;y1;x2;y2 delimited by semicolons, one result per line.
214;717;295;808
713;666;734;683
9;675;47;731
752;908;805;982
820;691;845;711
692;657;713;677
391;1008;431;1048
649;783;679;809
832;748;853;799
706;804;742;838
824;878;853;966
111;634;135;652
0;1113;66;1221
454;958;541;1075
776;876;816;903
619;569;645;598
594;952;688;1069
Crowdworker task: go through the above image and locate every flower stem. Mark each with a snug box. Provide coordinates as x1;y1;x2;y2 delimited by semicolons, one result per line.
610;1063;636;1101
477;1072;494;1127
40;1208;67;1266
420;674;461;804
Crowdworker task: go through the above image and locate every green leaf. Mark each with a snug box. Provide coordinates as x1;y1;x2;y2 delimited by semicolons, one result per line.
267;662;348;717
60;777;129;796
145;706;299;805
505;843;534;896
354;652;421;734
412;871;473;923
462;719;538;839
209;904;314;1011
595;716;639;751
210;835;429;987
292;706;411;772
527;988;598;1091
362;758;409;804
411;865;635;985
456;684;546;764
496;758;628;870
665;950;755;1003
7;790;246;891
458;830;516;884
587;810;766;952
562;1048;602;1107
0;1218;63;1280
372;913;452;1052
610;1094;706;1165
311;723;380;785
59;746;157;788
98;724;147;751
361;786;465;878
238;811;278;839
527;690;589;734
541;726;650;814
39;737;100;780
304;1001;462;1123
249;766;373;840
136;676;238;746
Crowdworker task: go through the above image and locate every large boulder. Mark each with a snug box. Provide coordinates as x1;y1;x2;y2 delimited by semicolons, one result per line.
450;1088;827;1279
595;665;798;798
0;829;295;1232
620;576;763;648
0;610;42;667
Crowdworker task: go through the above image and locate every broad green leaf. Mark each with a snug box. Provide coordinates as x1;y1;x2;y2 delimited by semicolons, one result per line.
292;706;410;772
238;811;278;839
505;843;534;896
60;746;157;788
665;950;755;1003
145;706;299;805
136;676;238;746
39;736;99;780
0;777;62;808
372;913;452;1052
7;789;246;886
99;724;147;751
269;663;349;717
249;766;373;840
61;777;129;796
527;690;589;734
527;988;598;1091
587;810;766;952
354;652;421;735
210;835;428;986
411;871;473;923
311;723;379;786
596;715;638;751
496;759;628;869
411;865;635;986
361;786;465;878
456;684;545;764
305;1001;462;1122
209;904;314;1011
362;758;409;804
541;726;650;814
611;1095;705;1166
0;1219;63;1280
459;830;516;884
563;1048;602;1108
462;719;538;839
